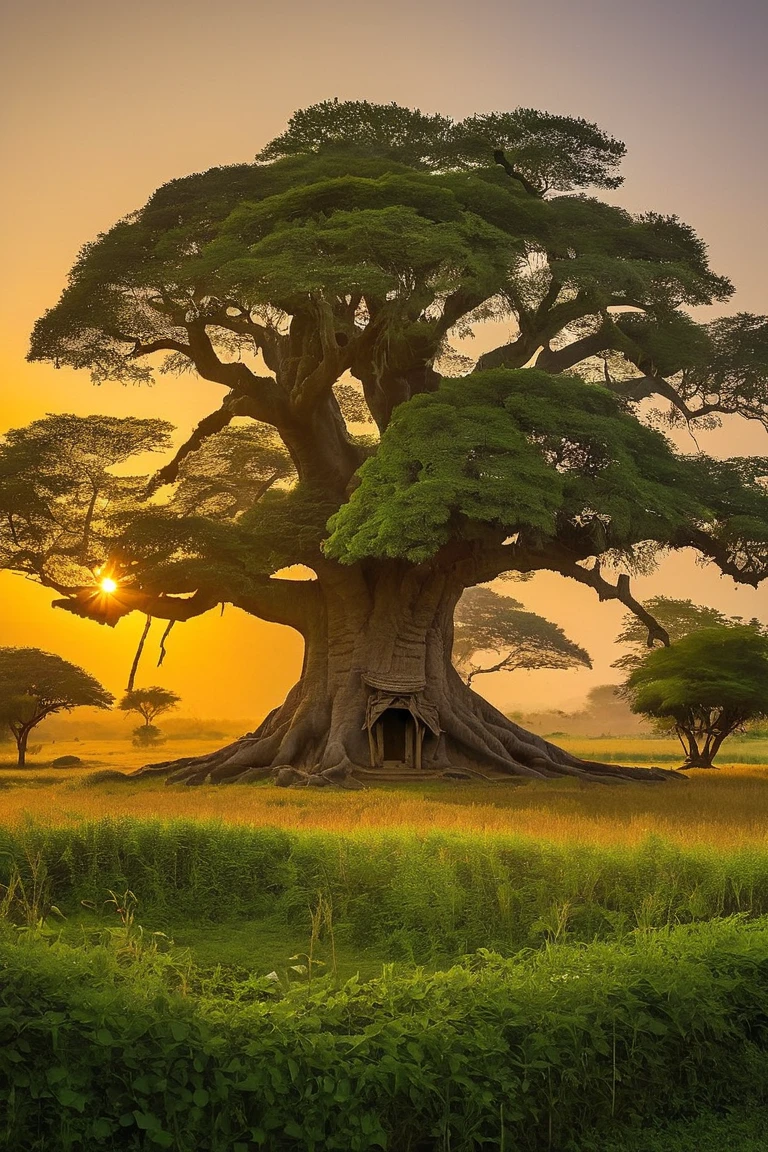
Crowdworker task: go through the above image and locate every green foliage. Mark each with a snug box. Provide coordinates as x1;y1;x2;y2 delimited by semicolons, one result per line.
259;99;628;193
3;916;768;1149
9;819;768;958
325;368;716;563
211;199;515;305
257;98;457;168
453;106;627;190
626;627;768;765
627;627;768;718
453;585;591;682
614;597;760;672
643;312;768;430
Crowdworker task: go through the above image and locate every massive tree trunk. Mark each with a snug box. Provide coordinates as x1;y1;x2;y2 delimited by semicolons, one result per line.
134;560;677;787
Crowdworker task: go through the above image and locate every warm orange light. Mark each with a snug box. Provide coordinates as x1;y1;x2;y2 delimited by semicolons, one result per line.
100;577;118;594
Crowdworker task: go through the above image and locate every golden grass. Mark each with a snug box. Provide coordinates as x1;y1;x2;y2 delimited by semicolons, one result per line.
2;735;768;850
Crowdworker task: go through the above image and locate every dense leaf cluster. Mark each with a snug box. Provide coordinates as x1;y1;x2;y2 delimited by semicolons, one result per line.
3;917;768;1149
326;369;758;563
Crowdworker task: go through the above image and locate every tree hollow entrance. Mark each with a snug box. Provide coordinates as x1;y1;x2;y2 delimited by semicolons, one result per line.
375;709;413;766
130;566;682;788
365;685;440;771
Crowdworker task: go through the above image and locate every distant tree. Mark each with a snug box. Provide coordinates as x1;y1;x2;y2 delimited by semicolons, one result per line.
118;687;180;747
625;626;768;767
0;648;113;766
614;597;756;670
453;586;591;685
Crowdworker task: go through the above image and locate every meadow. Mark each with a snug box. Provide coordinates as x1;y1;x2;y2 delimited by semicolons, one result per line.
4;735;768;1149
3;733;768;848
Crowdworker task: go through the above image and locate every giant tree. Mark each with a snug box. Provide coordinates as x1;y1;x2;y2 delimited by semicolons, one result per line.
6;99;768;786
0;648;113;766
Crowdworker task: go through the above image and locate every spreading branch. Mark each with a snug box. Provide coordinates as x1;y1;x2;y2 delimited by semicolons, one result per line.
145;394;253;494
556;560;670;647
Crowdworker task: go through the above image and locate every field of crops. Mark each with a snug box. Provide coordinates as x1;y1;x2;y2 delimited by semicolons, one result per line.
3;737;768;1149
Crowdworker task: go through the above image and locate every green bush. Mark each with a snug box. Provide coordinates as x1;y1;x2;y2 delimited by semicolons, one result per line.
2;918;768;1150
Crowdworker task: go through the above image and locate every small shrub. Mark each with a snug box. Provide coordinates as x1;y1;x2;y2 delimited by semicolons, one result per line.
132;723;164;748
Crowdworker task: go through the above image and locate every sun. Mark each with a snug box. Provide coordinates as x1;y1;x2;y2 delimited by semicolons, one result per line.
100;577;118;594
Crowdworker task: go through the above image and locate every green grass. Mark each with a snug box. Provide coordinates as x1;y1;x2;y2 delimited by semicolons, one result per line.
8;817;768;965
587;1106;768;1151
5;760;768;1149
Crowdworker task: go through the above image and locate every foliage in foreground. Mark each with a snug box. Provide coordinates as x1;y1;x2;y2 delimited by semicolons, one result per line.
2;917;768;1150
7;818;768;959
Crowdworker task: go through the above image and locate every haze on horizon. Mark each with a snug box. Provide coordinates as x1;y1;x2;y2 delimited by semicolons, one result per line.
1;0;766;722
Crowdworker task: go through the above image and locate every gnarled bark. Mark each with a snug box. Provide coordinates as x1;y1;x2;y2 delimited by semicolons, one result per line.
133;561;680;787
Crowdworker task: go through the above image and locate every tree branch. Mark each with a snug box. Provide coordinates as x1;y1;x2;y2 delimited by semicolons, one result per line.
128;338;193;360
555;559;670;647
145;393;254;494
185;323;287;426
493;150;543;198
52;587;220;627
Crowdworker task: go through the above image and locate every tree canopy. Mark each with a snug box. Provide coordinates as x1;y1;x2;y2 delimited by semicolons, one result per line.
118;686;181;727
0;648;113;765
614;597;766;671
453;586;590;685
625;626;768;767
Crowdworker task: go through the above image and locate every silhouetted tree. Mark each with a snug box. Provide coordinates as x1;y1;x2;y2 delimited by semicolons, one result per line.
119;687;180;747
453;587;590;685
0;648;113;765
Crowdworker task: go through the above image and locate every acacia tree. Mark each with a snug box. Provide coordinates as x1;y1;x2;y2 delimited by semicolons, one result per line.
453;586;590;685
625;626;768;767
118;686;181;746
5;99;768;786
0;648;113;765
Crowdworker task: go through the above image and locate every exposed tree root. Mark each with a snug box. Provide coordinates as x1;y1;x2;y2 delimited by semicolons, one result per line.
129;570;686;789
130;675;682;789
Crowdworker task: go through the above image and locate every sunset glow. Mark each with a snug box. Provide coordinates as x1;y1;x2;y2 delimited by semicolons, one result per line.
99;577;118;594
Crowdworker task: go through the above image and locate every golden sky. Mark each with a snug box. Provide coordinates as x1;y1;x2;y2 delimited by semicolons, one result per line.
1;0;766;720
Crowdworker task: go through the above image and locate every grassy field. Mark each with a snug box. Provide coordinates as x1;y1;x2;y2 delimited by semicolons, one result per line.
4;734;768;1148
3;734;768;849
